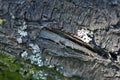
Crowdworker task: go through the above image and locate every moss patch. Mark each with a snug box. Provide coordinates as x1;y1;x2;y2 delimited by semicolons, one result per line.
0;52;81;80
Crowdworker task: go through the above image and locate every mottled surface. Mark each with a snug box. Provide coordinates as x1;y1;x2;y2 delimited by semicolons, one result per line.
0;0;119;53
0;0;120;80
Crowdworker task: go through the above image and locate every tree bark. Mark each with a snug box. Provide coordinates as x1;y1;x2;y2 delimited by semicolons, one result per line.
0;0;120;80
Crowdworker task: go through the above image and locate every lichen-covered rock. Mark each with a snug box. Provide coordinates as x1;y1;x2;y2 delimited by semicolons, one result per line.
0;52;77;80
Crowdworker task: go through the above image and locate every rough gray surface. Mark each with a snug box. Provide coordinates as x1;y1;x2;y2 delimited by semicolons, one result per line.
0;0;119;53
0;0;120;80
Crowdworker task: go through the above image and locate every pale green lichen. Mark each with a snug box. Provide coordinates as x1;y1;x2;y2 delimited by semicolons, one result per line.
0;19;4;25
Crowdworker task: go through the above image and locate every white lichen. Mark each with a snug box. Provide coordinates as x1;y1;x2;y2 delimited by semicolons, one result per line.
32;70;47;80
29;54;43;66
18;29;27;37
10;13;15;19
20;22;27;30
21;51;28;58
29;44;41;54
16;22;28;43
16;37;22;43
48;65;55;68
77;29;93;43
28;43;43;66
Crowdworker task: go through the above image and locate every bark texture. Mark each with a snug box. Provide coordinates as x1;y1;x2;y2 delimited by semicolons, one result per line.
0;0;120;80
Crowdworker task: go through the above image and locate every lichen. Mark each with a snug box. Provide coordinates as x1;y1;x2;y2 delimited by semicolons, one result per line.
21;43;44;67
29;43;41;54
16;21;28;43
0;51;81;80
21;51;28;58
0;19;4;25
18;29;27;37
16;37;23;43
77;29;94;43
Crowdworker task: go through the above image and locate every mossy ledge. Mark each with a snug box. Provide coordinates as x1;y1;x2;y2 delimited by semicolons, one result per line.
0;52;82;80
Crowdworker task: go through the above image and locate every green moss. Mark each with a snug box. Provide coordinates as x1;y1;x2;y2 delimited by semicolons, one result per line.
0;52;81;80
0;53;20;72
0;70;25;80
0;53;25;80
